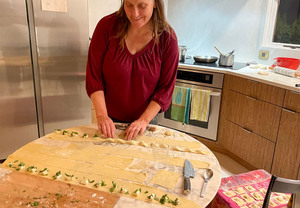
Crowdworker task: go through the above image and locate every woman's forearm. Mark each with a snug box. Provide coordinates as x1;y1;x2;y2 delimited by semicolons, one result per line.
91;91;108;118
138;100;161;123
91;90;115;138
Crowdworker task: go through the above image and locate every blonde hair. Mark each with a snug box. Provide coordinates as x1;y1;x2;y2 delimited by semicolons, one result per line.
115;0;172;48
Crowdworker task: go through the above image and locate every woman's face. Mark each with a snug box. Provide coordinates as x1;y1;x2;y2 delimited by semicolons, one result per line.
124;0;155;29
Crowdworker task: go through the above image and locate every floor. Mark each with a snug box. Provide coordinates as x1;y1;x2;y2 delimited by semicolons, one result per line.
212;151;250;178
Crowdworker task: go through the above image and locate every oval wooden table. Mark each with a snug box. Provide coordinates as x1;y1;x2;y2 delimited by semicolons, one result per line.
0;124;221;207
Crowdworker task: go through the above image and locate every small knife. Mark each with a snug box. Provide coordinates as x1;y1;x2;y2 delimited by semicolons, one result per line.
115;124;128;130
184;159;195;195
115;124;154;131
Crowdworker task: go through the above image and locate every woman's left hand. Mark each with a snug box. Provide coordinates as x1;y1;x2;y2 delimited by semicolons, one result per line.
125;119;149;140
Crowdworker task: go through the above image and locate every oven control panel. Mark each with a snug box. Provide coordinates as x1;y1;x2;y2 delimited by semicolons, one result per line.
177;70;213;84
176;67;224;88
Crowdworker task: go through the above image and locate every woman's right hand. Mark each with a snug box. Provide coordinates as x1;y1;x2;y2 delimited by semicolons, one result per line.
91;91;115;138
96;115;115;138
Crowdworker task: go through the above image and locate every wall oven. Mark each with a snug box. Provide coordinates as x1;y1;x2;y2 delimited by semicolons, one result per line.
157;67;224;141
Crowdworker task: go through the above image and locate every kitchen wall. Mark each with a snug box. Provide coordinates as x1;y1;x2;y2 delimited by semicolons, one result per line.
88;0;168;38
167;0;299;65
88;0;121;38
87;0;299;65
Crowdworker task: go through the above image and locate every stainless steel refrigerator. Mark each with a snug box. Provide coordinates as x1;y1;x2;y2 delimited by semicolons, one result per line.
0;0;91;160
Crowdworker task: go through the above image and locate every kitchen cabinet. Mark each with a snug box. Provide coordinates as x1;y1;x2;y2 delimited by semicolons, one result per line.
283;90;300;113
225;75;285;106
219;75;300;179
225;90;281;142
219;119;275;171
271;90;300;180
218;75;284;172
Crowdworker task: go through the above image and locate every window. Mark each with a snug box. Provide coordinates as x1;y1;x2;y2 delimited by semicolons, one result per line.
263;0;300;50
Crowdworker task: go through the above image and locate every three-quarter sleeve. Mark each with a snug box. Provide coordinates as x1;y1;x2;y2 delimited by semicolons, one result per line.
152;31;179;112
86;16;111;97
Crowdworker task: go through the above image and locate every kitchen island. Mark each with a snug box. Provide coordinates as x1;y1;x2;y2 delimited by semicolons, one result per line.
0;124;221;207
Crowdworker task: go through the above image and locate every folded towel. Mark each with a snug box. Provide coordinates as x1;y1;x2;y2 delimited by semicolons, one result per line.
170;86;191;124
190;89;211;122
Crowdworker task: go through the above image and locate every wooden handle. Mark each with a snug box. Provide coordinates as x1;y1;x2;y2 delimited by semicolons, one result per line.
184;177;191;195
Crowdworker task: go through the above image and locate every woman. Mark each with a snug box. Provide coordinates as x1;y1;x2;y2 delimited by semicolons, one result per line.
86;0;179;140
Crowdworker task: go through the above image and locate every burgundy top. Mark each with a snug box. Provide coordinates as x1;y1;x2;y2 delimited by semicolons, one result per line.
86;13;179;122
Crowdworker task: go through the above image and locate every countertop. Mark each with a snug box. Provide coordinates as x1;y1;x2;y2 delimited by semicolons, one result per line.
179;60;300;92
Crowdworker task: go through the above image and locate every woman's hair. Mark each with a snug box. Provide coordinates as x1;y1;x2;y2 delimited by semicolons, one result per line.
115;0;172;48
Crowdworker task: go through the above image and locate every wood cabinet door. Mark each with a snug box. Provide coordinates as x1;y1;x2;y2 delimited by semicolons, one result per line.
226;90;281;142
219;120;275;171
226;75;285;106
271;109;300;179
284;90;300;113
226;90;255;132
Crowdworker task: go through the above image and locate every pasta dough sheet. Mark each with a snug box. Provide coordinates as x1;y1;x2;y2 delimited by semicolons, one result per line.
6;153;146;184
6;142;144;183
45;125;208;155
6;140;208;198
13;142;210;169
150;170;181;190
2;158;201;208
128;160;148;170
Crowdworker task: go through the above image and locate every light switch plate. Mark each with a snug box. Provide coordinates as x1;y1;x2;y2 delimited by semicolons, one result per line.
258;50;269;60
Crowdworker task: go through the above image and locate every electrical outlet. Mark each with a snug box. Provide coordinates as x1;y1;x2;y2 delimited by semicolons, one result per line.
258;50;269;60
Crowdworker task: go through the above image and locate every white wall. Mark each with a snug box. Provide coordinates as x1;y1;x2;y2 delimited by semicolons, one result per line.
167;0;268;63
88;0;121;38
167;0;299;65
87;1;299;65
88;0;169;38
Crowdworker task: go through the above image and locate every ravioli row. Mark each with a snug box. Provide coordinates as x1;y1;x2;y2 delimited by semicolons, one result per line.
48;129;209;155
7;160;181;206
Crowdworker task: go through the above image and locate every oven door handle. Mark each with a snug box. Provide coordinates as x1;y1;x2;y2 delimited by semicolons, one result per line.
210;91;221;97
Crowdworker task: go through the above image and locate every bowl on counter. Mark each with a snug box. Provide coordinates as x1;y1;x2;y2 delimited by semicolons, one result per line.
274;57;300;70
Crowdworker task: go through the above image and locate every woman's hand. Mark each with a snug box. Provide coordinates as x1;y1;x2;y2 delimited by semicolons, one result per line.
91;91;115;138
125;101;161;140
125;119;149;140
96;115;115;138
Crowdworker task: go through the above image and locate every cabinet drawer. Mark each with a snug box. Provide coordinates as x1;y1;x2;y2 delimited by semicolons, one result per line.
226;90;281;142
220;120;275;171
271;109;300;179
283;90;300;113
226;75;285;106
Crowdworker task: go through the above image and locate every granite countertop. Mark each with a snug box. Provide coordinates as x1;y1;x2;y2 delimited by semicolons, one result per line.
179;59;300;92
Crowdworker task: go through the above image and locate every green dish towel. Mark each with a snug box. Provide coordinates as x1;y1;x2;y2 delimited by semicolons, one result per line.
190;88;211;122
170;86;191;124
